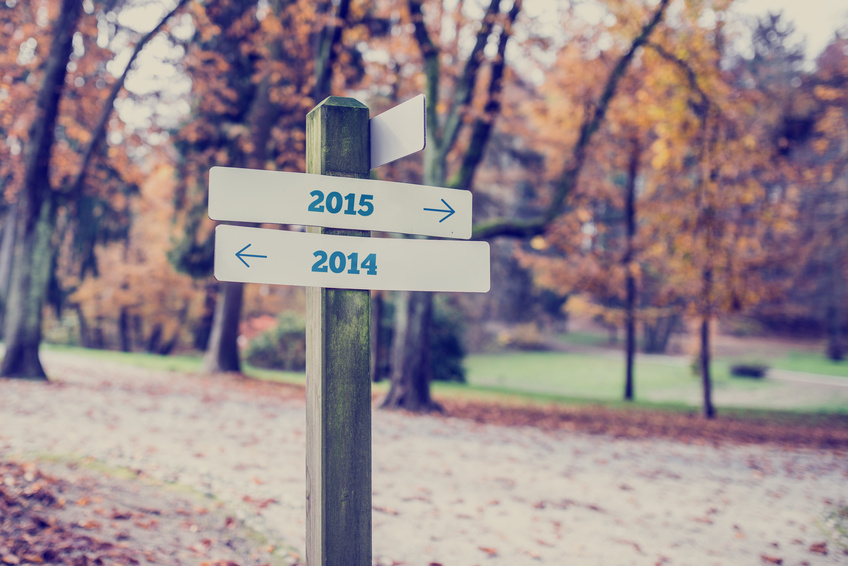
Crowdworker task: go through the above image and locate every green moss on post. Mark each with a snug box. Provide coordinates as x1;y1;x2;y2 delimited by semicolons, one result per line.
305;97;372;566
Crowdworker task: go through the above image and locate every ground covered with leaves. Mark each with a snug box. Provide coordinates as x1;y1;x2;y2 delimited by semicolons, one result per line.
439;398;848;450
0;458;273;565
2;353;847;564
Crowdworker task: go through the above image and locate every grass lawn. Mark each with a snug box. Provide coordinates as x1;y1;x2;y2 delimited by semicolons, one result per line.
463;350;768;401
766;350;848;378
40;341;847;414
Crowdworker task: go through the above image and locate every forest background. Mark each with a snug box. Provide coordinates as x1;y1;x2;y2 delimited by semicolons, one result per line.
1;0;847;420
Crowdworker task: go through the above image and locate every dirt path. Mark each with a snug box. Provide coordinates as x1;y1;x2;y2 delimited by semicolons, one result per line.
1;352;847;565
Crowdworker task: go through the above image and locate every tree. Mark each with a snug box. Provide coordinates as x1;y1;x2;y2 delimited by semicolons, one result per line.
636;10;800;418
516;3;804;417
0;0;190;378
379;0;523;411
0;0;83;379
796;35;848;360
67;162;207;353
375;0;674;412
170;0;360;374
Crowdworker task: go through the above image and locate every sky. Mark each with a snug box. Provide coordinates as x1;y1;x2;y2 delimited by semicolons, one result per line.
113;0;848;131
730;0;848;59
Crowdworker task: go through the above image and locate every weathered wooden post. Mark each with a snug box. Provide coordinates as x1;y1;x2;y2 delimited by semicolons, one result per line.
208;93;487;566
305;97;372;566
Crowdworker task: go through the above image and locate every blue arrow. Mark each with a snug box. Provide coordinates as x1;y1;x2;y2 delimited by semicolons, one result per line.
423;198;456;223
235;243;267;267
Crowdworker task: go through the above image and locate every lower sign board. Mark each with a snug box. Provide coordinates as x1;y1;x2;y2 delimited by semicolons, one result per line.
214;225;490;293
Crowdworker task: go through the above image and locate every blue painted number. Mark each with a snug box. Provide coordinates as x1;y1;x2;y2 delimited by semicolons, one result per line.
309;190;374;216
312;251;377;275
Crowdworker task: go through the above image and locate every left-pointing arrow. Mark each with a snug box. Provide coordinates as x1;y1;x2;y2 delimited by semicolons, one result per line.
235;243;267;267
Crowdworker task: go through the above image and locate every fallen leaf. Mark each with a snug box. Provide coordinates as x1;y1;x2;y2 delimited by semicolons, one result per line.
76;519;102;530
110;509;133;520
809;541;827;555
479;546;498;557
760;555;782;564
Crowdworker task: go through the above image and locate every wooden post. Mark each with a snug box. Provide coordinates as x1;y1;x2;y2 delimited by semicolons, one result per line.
305;97;372;566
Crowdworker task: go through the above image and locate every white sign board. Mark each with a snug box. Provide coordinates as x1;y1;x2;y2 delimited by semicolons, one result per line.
214;224;490;293
370;94;426;169
208;166;472;239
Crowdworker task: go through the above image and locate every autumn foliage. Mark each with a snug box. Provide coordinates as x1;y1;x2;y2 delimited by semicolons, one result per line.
0;0;845;416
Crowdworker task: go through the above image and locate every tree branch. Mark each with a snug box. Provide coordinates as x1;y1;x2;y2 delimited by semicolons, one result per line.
646;41;711;117
314;0;352;101
408;0;441;148
22;0;82;216
67;0;192;199
440;0;503;157
449;0;521;190
472;0;671;240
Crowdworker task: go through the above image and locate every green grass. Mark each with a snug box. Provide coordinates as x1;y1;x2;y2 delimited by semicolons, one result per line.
42;343;307;384
553;331;613;348
464;350;768;400
43;343;205;373
766;351;848;378
39;342;848;414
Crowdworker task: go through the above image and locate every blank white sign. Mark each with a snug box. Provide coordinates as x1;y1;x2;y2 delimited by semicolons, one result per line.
370;94;426;169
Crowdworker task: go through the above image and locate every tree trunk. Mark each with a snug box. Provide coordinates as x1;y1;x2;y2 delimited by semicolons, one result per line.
642;314;678;354
92;317;105;350
0;203;17;326
147;324;163;354
826;304;844;361
1;0;81;379
202;281;244;373
699;265;716;419
193;285;216;350
1;199;56;379
825;248;844;361
371;290;384;382
623;138;639;401
73;304;91;349
624;282;636;398
381;290;439;412
118;307;131;352
699;315;715;419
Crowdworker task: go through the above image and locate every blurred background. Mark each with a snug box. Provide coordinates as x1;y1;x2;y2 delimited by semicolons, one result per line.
1;0;847;418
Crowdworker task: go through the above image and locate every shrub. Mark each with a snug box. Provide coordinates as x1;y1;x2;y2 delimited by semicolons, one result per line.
496;323;549;351
245;312;306;371
430;300;466;383
729;363;769;378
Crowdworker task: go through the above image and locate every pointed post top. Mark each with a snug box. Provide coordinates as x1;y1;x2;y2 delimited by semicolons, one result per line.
307;96;370;179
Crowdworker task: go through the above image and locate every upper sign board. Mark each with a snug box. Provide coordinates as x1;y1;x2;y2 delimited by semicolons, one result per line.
214;224;490;293
370;94;426;169
208;166;472;239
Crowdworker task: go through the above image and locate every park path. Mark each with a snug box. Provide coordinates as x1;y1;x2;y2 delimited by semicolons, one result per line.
1;351;847;565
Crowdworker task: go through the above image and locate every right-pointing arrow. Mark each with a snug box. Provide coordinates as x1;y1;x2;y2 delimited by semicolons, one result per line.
423;198;456;223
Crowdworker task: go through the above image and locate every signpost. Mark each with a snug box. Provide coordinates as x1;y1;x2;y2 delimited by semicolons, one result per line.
304;97;372;566
209;94;489;566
